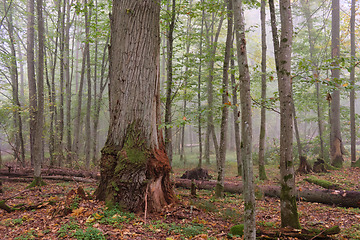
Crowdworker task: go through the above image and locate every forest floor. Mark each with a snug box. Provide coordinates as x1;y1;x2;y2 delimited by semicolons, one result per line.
0;160;360;239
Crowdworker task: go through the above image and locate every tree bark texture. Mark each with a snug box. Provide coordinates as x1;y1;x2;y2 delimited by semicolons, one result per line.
233;0;256;238
330;0;343;168
95;0;174;212
269;0;300;229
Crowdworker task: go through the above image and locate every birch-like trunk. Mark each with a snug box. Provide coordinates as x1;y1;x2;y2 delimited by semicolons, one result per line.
233;0;255;238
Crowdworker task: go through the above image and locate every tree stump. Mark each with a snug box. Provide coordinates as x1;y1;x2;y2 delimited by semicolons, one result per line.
313;158;328;173
297;156;312;174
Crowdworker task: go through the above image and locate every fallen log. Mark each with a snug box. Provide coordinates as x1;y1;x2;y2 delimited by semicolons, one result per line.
256;225;340;239
0;175;96;183
0;168;100;179
175;179;360;208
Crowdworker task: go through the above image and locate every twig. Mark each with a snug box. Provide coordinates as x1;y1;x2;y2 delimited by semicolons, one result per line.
144;184;149;224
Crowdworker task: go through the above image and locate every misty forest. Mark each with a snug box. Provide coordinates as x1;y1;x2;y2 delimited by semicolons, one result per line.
0;0;360;239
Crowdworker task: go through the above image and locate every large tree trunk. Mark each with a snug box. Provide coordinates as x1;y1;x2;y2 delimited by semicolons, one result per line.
95;0;174;212
330;0;343;168
269;0;300;229
233;0;255;238
258;0;267;181
176;179;360;208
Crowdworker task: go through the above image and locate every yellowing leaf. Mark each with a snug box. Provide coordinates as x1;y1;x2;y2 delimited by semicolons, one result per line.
71;207;85;217
94;212;103;220
86;216;96;223
343;83;348;87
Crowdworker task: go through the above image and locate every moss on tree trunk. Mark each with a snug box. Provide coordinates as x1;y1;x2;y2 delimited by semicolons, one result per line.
95;129;174;212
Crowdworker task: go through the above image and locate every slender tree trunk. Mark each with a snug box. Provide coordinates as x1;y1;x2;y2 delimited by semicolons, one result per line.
293;103;303;157
233;0;255;238
197;1;205;168
164;0;176;164
215;0;232;198
85;1;92;169
95;0;174;212
27;0;36;168
32;0;45;185
350;0;356;166
269;0;300;229
93;38;109;166
301;0;325;160
204;13;224;165
330;0;343;168
180;0;192;164
65;0;72;166
258;0;267;180
6;2;25;168
73;37;87;159
231;55;241;176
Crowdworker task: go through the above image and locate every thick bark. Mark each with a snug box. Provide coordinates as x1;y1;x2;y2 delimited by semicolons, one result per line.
350;0;356;166
176;179;360;208
269;0;300;229
330;0;343;168
258;0;267;181
233;0;255;238
164;0;176;164
95;0;174;212
215;0;232;198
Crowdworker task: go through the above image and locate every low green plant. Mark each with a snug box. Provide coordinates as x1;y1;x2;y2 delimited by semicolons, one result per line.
97;206;136;227
57;221;80;239
12;218;23;225
70;196;81;210
168;223;206;238
74;227;106;240
14;230;37;240
229;224;244;237
343;223;360;239
221;208;243;223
